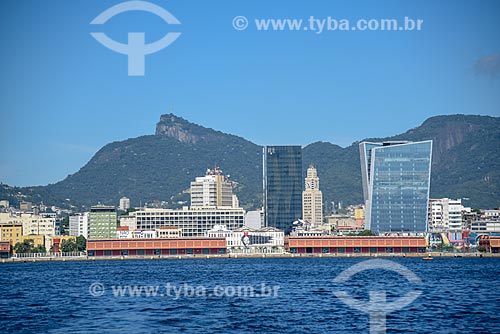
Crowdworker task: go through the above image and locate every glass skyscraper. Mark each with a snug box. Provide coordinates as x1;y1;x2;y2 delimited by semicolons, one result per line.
263;146;302;234
360;141;432;234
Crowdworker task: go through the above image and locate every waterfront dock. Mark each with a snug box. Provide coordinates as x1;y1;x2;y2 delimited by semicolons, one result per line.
2;251;499;263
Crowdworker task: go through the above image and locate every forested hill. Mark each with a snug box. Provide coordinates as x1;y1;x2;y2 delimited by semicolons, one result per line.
1;114;498;210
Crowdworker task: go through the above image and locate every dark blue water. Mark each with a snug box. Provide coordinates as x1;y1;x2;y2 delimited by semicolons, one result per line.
1;258;499;333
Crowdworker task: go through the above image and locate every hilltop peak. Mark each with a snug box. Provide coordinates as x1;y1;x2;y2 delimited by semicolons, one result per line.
155;114;214;144
156;113;191;126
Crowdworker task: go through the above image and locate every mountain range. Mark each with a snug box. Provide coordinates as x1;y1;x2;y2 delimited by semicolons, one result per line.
1;114;499;210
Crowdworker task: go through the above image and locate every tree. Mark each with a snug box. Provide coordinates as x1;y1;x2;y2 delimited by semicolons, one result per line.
14;239;34;254
439;244;454;252
345;230;376;236
358;230;376;236
60;239;78;253
76;235;86;251
119;208;137;216
13;240;46;254
32;245;47;254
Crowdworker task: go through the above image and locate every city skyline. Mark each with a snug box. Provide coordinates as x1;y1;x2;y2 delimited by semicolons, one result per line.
1;0;499;186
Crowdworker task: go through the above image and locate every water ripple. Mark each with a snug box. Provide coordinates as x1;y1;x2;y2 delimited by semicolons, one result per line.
0;258;499;333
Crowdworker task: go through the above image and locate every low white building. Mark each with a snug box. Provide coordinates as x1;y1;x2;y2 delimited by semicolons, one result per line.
156;226;182;238
130;230;156;239
471;220;500;234
290;219;327;236
484;210;500;219
116;226;157;239
205;225;284;253
204;224;233;238
291;228;327;237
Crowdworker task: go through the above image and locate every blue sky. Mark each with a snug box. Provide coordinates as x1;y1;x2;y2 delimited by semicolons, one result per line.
1;0;499;186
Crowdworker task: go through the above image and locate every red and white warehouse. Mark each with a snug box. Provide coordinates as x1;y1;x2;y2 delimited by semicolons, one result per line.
86;238;227;256
286;236;427;254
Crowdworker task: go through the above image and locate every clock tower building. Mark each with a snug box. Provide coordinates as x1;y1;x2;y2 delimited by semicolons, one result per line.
302;165;323;227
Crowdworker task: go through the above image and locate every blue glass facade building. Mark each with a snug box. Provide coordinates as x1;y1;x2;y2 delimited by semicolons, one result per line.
360;141;432;234
263;146;302;234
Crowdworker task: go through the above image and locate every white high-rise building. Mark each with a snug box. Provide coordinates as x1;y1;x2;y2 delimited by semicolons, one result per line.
69;213;89;238
302;165;323;227
190;166;233;207
119;197;130;211
428;198;464;232
448;199;464;231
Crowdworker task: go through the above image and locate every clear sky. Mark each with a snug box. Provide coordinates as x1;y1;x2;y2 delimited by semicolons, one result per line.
1;0;499;186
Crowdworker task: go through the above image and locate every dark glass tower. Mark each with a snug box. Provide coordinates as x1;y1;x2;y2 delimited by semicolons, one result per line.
360;141;433;234
263;146;302;234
